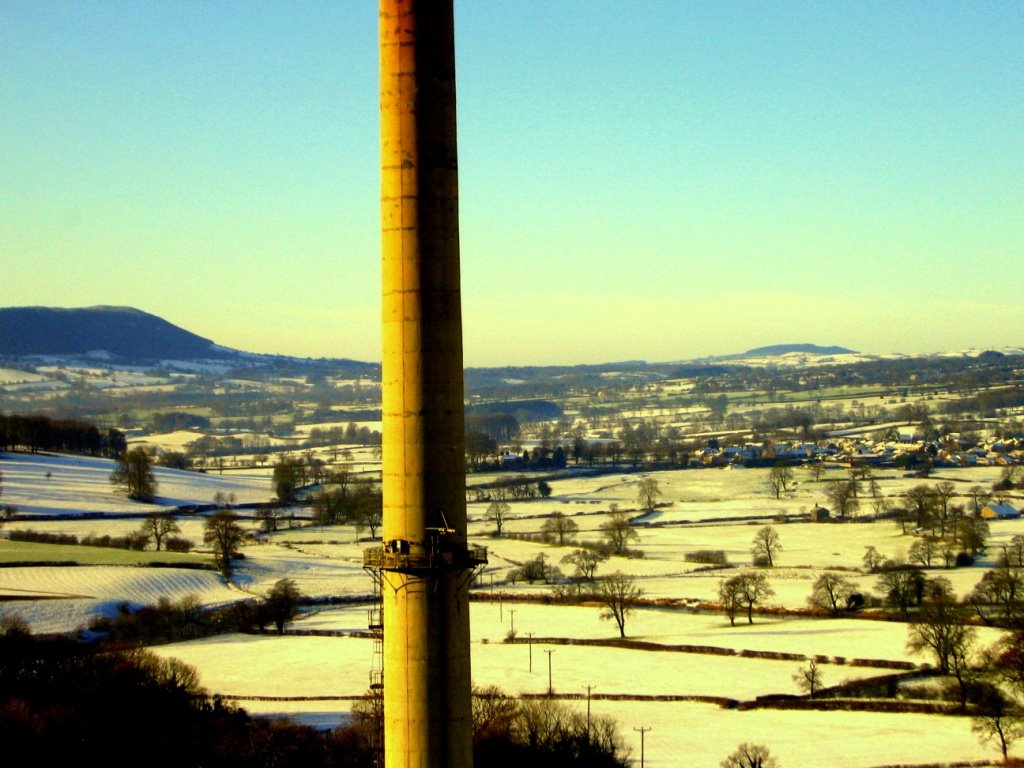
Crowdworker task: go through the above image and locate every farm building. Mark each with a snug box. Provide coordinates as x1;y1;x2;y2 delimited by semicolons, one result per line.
981;503;1021;519
810;505;831;522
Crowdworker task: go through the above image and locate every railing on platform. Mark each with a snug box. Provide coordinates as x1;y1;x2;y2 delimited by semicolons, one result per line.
363;544;488;572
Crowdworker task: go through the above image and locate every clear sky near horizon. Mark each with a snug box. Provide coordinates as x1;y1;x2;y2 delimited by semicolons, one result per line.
2;2;1022;366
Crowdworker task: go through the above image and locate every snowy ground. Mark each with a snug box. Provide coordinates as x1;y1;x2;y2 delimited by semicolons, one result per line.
0;451;272;516
2;451;1019;766
151;601;996;768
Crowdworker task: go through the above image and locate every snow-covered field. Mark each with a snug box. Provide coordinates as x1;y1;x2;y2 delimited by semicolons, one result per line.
0;452;272;515
1;451;1019;766
151;602;994;767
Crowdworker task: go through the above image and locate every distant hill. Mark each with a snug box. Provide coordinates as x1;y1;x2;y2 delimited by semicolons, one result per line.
740;343;856;358
0;306;219;360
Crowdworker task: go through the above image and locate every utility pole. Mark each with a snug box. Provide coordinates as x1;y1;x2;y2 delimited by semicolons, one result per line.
582;684;596;738
508;608;516;637
634;726;651;768
545;649;555;695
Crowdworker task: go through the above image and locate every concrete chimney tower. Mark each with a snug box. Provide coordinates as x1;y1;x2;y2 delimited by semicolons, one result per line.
367;2;485;767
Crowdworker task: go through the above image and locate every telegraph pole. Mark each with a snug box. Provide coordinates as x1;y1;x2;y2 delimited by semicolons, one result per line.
582;684;596;738
634;726;651;768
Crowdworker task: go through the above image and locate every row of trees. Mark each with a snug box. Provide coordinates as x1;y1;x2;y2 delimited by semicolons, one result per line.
490;505;641;558
311;484;382;538
0;413;125;456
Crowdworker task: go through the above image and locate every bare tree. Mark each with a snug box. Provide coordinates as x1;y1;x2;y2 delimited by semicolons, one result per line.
808;572;855;617
138;511;180;551
541;511;579;546
967;566;1024;626
825;479;859;519
904;484;937;531
355;489;383;540
933;481;957;538
486;501;510;537
971;683;1024;762
599;509;640;555
597;571;643;638
908;537;940;568
736;571;774;624
203;509;246;579
719;575;742;626
720;742;780;768
876;563;926;618
258;505;286;533
561;548;608;582
966;485;992;517
767;463;794;499
793;658;823;698
213;490;236;509
636;477;661;512
1004;536;1024;568
864;467;880;500
870;495;892;520
907;577;976;708
751;525;782;567
862;545;886;572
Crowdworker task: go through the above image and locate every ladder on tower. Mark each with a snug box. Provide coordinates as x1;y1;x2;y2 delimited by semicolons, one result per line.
365;563;384;767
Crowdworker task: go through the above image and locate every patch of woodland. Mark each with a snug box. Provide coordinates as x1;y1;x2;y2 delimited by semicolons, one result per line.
0;620;334;768
5;528;196;554
0;616;632;768
87;594;295;645
0;413;126;456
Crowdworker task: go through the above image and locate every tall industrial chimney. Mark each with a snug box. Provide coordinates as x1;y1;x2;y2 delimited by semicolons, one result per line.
368;2;485;767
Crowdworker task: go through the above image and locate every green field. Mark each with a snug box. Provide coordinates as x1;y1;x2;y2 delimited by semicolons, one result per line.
0;538;211;567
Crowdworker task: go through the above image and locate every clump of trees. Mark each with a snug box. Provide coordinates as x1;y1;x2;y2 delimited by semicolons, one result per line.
767;463;794;498
599;509;640;556
203;509;246;578
720;742;780;768
635;477;661;512
751;525;781;567
541;511;579;545
685;549;729;566
508;553;562;585
719;572;774;625
137;511;181;551
266;578;304;634
110;446;157;502
6;527;190;553
0;619;385;767
272;455;307;504
807;572;857;617
471;685;629;768
0;414;125;456
907;576;976;708
561;548;608;583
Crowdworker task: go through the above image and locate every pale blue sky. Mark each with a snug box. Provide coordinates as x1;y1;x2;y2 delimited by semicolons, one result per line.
2;2;1022;365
